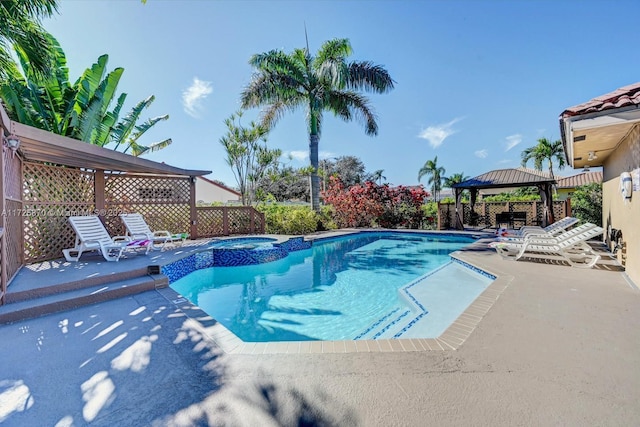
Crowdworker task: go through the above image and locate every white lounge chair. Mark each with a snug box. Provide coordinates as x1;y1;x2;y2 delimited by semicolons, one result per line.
498;221;592;243
489;223;604;268
120;213;187;251
504;216;579;239
63;216;151;262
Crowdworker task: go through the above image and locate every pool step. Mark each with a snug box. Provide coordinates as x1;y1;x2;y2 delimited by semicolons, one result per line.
0;275;168;325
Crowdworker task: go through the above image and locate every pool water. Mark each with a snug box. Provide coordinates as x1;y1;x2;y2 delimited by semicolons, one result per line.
209;237;277;250
171;232;489;342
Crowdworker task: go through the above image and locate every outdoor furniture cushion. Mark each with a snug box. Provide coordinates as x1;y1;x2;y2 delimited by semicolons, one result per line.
120;213;187;251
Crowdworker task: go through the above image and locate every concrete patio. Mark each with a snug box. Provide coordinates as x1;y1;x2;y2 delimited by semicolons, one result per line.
0;235;638;426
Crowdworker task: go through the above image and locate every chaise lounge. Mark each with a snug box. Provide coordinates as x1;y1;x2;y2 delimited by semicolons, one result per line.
503;216;579;239
120;213;187;251
63;215;151;262
489;223;604;268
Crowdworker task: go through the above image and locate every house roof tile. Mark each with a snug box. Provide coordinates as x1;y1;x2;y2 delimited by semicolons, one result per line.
556;171;602;188
561;82;640;118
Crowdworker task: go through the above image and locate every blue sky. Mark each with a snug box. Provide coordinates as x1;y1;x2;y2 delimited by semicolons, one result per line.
43;0;639;188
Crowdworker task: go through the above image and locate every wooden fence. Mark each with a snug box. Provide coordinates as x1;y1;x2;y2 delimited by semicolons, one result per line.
437;200;571;230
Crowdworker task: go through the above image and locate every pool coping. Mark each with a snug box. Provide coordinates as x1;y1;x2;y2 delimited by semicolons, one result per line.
157;231;511;353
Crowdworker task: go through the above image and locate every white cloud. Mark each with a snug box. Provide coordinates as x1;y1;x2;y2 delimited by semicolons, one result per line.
417;117;463;148
287;150;308;162
285;150;336;163
182;77;213;118
319;151;336;160
475;149;488;159
504;134;522;151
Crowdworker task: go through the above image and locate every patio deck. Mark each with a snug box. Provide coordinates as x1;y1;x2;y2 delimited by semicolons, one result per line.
0;232;637;426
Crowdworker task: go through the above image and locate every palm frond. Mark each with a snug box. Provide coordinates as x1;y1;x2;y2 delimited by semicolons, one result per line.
327;90;378;136
347;61;395;93
130;138;172;157
72;54;108;114
110;95;154;149
315;38;351;64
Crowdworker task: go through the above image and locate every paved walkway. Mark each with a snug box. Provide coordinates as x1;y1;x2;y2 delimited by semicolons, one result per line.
0;235;638;426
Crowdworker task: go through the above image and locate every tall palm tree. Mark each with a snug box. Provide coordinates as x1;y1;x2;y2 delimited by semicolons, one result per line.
0;33;171;156
520;137;566;179
241;38;394;211
0;0;58;79
418;156;446;201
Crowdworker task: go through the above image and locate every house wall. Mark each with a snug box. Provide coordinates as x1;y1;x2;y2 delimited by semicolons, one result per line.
195;178;240;204
556;188;573;201
602;123;640;286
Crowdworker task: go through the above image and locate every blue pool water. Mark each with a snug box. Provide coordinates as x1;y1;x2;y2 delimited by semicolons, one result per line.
209;237;277;249
171;232;492;342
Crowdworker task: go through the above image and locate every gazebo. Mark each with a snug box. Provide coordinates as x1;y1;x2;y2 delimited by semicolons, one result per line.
451;168;557;230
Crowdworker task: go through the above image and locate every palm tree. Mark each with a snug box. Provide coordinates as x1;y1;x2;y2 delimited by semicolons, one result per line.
443;172;469;189
0;33;171;156
520;137;566;179
0;0;58;79
241;38;394;211
371;169;386;185
418;156;446;201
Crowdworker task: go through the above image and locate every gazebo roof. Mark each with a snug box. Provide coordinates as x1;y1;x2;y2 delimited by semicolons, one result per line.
452;168;556;190
9;119;211;177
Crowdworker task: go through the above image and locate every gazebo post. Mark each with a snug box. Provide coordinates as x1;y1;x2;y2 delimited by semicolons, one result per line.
537;183;555;227
454;188;464;230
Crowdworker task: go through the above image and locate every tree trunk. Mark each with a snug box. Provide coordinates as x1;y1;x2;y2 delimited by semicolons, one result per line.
309;133;320;211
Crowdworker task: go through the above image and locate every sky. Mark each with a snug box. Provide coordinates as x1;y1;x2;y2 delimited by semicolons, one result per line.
41;0;640;189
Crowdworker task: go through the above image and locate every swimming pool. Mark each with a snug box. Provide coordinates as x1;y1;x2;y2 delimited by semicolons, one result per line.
170;232;494;342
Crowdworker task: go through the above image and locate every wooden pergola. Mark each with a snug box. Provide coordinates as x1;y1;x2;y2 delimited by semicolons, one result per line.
452;168;557;230
0;103;265;304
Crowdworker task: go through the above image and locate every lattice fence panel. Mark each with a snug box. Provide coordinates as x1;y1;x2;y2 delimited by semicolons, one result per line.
509;202;536;225
196;208;225;237
4;200;23;279
437;203;456;229
3;152;23;276
104;174;190;204
3;148;21;200
552;201;567;221
23;162;94;203
485;202;508;228
21;162;97;263
227;209;253;234
252;210;265;233
102;204;191;238
104;174;191;237
23;204;94;263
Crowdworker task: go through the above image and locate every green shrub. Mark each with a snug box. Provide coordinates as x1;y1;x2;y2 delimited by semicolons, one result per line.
421;202;438;230
571;182;602;226
257;203;334;234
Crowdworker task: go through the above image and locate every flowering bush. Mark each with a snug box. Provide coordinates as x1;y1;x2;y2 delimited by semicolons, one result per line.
322;177;430;228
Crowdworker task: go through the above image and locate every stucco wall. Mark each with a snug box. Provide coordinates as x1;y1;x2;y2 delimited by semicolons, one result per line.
195;178;240;204
602;123;640;286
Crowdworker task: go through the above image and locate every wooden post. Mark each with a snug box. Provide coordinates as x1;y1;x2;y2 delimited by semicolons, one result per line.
249;207;255;234
189;176;197;238
223;207;229;235
94;170;105;215
0;129;6;305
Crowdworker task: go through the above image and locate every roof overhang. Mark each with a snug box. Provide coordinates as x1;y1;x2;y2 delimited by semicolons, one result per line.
9;120;211;177
560;102;640;169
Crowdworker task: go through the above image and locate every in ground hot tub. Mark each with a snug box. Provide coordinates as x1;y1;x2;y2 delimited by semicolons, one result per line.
209;237;287;266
